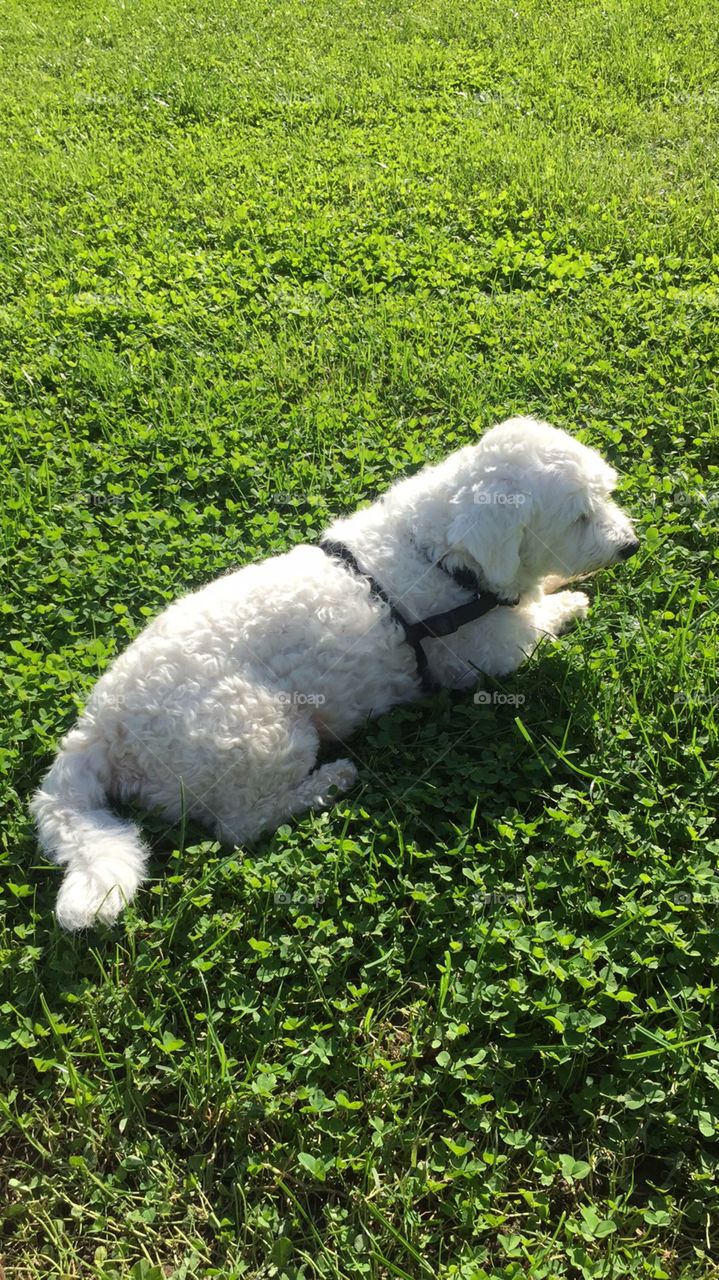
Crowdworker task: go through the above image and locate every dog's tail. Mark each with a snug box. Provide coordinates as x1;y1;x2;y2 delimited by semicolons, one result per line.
31;727;148;930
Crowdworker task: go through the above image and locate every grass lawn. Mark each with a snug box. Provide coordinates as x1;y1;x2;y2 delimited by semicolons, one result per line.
2;0;719;1275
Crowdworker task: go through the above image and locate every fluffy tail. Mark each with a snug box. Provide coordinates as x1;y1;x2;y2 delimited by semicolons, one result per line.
31;731;148;930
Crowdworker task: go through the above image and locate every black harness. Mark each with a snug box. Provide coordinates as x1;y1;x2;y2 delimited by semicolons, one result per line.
320;539;516;694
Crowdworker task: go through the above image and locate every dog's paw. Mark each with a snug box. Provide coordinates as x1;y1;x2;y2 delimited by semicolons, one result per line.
311;758;359;807
544;590;590;634
561;590;589;617
325;758;359;793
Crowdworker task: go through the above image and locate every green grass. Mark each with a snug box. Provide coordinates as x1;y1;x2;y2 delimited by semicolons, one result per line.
2;0;719;1275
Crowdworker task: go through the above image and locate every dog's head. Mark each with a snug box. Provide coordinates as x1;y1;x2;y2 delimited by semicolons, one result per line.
441;416;639;597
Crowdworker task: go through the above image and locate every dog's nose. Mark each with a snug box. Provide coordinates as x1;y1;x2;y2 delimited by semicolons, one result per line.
618;538;640;561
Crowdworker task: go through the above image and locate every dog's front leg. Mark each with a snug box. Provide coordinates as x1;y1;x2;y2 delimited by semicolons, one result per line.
478;589;589;677
430;590;589;685
532;589;589;635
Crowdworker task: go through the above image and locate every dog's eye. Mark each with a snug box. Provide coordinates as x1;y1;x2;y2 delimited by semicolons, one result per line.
577;513;590;526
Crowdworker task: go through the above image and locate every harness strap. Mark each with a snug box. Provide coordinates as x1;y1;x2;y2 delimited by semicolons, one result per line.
404;593;504;643
319;539;509;694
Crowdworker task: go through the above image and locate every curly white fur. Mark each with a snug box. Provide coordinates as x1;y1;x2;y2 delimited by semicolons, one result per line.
31;416;638;929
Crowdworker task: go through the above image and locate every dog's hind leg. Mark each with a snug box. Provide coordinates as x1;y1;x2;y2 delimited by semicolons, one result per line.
211;759;358;846
205;711;358;847
272;757;358;824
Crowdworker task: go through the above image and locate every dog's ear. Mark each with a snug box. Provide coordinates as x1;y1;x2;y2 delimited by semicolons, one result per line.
447;480;531;597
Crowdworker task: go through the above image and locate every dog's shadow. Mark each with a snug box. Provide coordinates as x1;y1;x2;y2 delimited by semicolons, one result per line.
329;648;598;847
137;646;598;893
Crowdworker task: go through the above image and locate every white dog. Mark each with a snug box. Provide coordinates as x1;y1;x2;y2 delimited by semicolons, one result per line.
32;416;639;930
